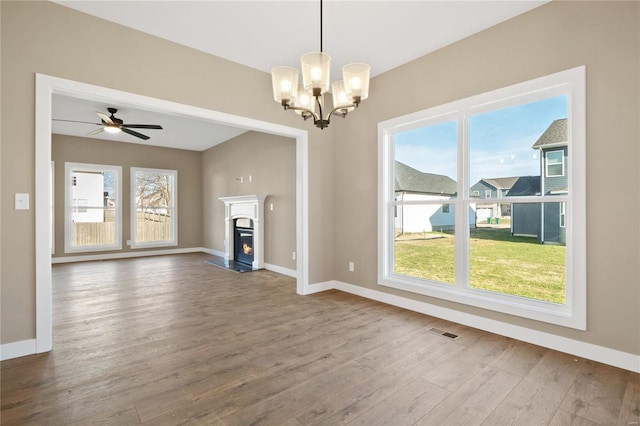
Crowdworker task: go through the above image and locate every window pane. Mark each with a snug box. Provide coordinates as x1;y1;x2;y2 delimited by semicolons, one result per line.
468;97;569;303
70;168;118;248
469;96;568;199
394;204;455;285
546;150;564;177
394;120;458;198
135;207;173;243
135;173;172;208
132;169;176;246
469;202;566;304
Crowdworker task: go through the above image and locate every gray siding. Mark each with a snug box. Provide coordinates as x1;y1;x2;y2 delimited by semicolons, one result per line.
511;203;541;237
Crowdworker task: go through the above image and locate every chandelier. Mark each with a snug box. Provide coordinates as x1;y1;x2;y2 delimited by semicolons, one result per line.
270;0;370;129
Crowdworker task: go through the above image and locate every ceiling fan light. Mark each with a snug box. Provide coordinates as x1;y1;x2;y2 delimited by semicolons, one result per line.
343;62;370;101
301;52;331;94
271;66;299;105
104;125;121;134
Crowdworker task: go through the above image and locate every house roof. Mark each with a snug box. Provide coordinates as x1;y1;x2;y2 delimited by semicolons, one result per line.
395;161;457;195
532;118;568;149
477;176;521;190
506;176;541;196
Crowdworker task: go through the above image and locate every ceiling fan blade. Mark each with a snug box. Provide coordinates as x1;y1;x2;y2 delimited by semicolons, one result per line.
96;112;114;125
53;118;101;126
87;127;104;136
121;127;150;140
122;124;163;130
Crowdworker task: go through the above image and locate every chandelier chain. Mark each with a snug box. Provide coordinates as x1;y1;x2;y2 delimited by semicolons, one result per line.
320;0;323;53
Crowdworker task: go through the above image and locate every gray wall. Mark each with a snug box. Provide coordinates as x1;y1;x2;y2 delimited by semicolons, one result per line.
202;131;296;271
1;0;334;345
52;134;203;257
332;1;639;355
1;1;638;358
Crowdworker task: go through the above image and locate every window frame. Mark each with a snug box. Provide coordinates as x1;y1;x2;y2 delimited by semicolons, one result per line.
485;189;492;199
64;162;122;253
378;66;586;330
130;167;178;249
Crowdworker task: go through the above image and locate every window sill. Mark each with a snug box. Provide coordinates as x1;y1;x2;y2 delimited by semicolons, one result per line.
379;274;585;330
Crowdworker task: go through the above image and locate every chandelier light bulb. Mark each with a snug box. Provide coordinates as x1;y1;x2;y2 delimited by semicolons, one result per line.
311;67;322;82
270;0;370;129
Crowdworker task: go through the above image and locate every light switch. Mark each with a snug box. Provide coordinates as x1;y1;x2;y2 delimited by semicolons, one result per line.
15;193;29;210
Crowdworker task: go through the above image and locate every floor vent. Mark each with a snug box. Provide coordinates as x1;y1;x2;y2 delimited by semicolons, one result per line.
428;328;460;340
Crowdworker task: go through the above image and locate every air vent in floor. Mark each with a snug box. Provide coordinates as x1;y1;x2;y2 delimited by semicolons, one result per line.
428;327;459;340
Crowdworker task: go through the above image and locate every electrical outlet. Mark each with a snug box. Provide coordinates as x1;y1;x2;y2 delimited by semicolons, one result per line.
349;261;354;272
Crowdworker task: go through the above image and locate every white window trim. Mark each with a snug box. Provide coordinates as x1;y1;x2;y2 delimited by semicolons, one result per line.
130;167;178;249
378;66;586;330
546;150;565;177
485;189;492;199
64;162;122;253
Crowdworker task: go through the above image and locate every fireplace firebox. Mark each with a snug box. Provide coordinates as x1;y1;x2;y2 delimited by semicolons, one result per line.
234;218;254;266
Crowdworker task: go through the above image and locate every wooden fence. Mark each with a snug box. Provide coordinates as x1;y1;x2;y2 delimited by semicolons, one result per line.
73;211;172;246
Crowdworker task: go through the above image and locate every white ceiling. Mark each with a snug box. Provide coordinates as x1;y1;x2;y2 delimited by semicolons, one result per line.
52;94;248;151
51;0;547;150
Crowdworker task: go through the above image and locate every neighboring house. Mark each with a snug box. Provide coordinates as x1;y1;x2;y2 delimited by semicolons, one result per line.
71;171;105;223
470;176;520;221
394;161;475;233
509;118;568;244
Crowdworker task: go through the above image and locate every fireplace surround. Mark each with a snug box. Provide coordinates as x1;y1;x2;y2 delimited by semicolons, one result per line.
219;195;266;270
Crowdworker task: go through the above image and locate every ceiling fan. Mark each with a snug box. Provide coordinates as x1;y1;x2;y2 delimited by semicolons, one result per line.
53;107;163;140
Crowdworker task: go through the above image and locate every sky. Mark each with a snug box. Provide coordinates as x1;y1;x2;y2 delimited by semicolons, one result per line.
395;95;568;186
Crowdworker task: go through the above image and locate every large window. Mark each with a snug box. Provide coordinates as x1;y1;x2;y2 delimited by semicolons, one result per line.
378;67;586;329
65;162;122;253
130;167;177;248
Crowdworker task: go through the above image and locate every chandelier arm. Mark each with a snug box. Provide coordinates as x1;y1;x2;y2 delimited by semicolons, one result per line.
326;103;357;121
284;105;320;122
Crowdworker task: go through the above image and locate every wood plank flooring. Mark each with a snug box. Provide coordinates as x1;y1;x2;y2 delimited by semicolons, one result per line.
1;253;638;425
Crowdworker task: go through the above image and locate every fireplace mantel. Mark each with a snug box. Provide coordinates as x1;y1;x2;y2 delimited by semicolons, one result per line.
219;195;267;270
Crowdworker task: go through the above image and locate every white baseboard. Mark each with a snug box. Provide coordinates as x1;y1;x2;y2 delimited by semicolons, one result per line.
1;339;37;361
52;247;206;264
199;247;225;258
51;247;299;279
264;263;297;278
327;281;639;373
302;280;338;295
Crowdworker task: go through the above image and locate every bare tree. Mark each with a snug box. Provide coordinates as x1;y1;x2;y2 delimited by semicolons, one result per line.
135;173;171;208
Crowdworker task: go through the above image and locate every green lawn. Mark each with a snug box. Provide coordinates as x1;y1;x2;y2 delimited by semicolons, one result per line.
394;228;566;304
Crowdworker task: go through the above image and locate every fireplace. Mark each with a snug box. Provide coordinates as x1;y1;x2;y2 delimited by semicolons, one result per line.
234;218;254;266
219;195;266;270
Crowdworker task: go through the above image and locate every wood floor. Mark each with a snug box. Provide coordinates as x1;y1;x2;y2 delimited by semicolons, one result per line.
1;253;638;425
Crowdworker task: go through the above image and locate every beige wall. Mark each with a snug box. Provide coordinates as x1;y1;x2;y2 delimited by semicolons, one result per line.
202;131;296;270
0;0;334;344
334;1;640;355
52;134;203;257
1;0;638;358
